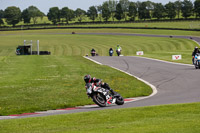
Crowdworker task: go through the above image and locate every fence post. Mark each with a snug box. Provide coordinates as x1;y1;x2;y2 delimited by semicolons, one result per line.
37;40;39;55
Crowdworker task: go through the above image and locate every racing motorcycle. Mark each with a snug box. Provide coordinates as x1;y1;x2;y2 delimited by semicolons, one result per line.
91;51;96;56
116;49;121;56
85;83;124;107
109;49;114;56
194;53;200;69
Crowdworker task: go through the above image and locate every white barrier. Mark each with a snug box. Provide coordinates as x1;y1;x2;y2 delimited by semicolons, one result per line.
136;51;144;55
172;55;182;60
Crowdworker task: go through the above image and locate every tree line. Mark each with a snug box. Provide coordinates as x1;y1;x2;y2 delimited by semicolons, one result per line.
0;0;200;27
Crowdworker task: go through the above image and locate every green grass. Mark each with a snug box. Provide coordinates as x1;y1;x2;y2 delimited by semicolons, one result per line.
0;102;199;133
0;31;197;61
2;17;200;32
0;55;151;116
57;21;200;29
1;28;200;36
0;29;198;115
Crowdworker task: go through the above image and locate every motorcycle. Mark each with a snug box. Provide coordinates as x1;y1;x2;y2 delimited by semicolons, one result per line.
116;49;121;56
85;83;124;107
91;51;96;56
109;49;113;56
194;53;200;69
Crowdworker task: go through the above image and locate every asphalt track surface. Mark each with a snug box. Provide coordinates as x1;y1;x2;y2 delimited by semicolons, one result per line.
1;33;200;120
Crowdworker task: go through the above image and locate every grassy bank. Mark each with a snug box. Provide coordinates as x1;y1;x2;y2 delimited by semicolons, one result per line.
2;16;200;30
0;32;197;63
0;102;199;133
1;28;200;37
56;21;200;30
0;56;151;116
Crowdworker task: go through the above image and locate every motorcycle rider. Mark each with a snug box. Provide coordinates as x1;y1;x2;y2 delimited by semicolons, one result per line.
192;47;200;64
109;48;114;56
116;45;122;56
84;74;115;96
91;48;96;56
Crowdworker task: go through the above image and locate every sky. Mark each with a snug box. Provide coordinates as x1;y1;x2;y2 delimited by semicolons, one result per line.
0;0;195;15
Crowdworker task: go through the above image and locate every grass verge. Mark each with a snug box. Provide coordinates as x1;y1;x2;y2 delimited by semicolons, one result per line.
0;102;199;133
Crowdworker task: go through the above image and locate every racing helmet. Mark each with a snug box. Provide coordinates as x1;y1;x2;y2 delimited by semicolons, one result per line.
84;74;91;83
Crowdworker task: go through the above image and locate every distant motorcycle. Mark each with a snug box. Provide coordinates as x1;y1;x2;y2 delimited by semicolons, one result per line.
109;49;113;56
91;49;96;56
85;83;124;107
194;53;200;69
116;49;121;56
91;51;96;56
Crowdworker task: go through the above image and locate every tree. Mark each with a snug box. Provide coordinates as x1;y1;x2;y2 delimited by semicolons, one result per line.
181;0;193;19
27;6;44;24
115;3;123;21
165;2;176;20
128;2;137;21
21;9;31;24
0;10;4;18
0;19;3;26
97;5;103;21
47;7;60;24
135;1;141;9
87;6;98;22
174;0;182;19
0;10;4;26
146;0;155;19
61;7;74;24
4;6;21;27
152;3;165;20
194;0;200;18
138;2;150;21
108;0;118;21
75;8;86;22
119;0;130;21
102;2;111;21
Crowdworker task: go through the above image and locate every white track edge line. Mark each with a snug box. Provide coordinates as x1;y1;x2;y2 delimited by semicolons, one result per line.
83;56;158;102
133;56;194;67
83;56;103;65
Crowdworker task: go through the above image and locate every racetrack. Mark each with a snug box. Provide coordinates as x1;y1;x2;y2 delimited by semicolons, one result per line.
87;56;200;107
1;33;200;120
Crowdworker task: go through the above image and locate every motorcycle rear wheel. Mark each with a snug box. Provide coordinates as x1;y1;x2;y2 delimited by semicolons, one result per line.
92;93;107;107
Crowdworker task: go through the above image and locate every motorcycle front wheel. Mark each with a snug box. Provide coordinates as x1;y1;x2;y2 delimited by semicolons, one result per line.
195;62;199;69
115;95;124;105
92;93;107;107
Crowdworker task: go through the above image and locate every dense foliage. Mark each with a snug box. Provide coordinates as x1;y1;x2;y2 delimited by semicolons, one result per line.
4;6;21;26
1;0;200;26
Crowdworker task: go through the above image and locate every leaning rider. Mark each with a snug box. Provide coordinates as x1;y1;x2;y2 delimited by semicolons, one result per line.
84;74;115;95
192;47;200;64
